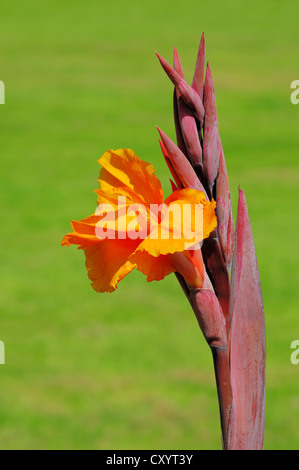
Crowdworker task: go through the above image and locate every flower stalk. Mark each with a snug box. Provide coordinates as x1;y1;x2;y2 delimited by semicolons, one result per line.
211;346;232;450
156;34;266;450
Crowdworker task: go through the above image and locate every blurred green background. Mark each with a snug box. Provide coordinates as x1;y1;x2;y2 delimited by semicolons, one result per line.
0;0;298;450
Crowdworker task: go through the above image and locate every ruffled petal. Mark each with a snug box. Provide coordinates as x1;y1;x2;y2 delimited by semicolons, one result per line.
165;188;217;239
83;239;139;293
98;149;164;206
135;188;217;257
62;215;102;248
62;213;141;293
129;250;176;282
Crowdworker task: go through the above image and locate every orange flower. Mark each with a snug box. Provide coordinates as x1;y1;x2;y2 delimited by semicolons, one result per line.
62;148;217;293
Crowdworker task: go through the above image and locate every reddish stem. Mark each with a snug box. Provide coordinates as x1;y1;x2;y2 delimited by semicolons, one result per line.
211;346;232;450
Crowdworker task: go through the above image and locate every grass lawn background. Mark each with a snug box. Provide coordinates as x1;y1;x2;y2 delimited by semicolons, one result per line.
0;0;298;449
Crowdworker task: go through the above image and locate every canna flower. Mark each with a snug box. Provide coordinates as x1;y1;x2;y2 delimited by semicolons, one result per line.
62;148;217;293
62;34;266;451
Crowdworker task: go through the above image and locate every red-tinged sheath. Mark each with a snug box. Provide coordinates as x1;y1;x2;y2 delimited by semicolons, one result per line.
192;33;205;101
189;272;232;449
172;49;189;156
203;63;220;190
156;52;183;86
216;145;234;266
177;80;205;125
159;139;184;189
173;48;203;168
156;52;204;125
169;178;178;192
201;234;231;327
157;127;208;197
177;96;203;168
173;89;188;156
203;63;218;130
228;189;266;450
190;284;227;348
173;46;185;80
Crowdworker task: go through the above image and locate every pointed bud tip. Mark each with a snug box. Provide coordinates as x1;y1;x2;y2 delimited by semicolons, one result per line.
200;32;205;48
155;53;182;86
156;126;169;144
173;45;184;78
169;178;178;192
237;187;248;221
204;63;214;92
156;125;165;138
155;51;165;63
238;186;246;204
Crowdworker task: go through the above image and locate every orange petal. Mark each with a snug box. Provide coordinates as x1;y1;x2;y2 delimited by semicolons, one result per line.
62;212;141;292
129;250;176;282
83;238;140;293
165;188;217;239
168;251;204;288
98;149;164;206
62;215;102;248
94;190;152;241
95;185;146;207
135;188;216;257
185;249;205;284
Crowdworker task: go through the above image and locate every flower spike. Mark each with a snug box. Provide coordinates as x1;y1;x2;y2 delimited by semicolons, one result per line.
156;37;265;450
